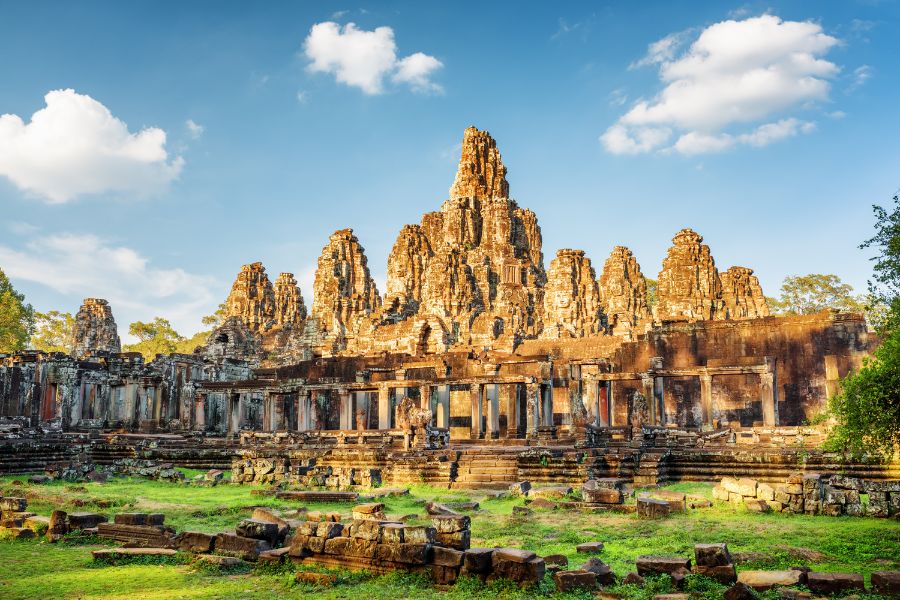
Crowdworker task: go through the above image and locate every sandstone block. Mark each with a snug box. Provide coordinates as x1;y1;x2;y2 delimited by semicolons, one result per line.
696;564;737;583
295;571;337;586
509;481;531;497
723;582;755;600
581;557;615;585
736;570;801;591
375;542;431;565
323;536;350;555
554;569;597;592
214;533;270;561
490;554;545;586
463;548;494;574
236;519;280;545
0;497;27;512
637;497;670;519
694;543;732;567
872;570;900;595
806;572;864;595
431;545;464;567
431;515;470;533
636;556;692;576
402;525;436;544
756;483;775;501
744;499;770;512
576;541;604;554
315;521;344;540
174;531;214;553
68;512;107;530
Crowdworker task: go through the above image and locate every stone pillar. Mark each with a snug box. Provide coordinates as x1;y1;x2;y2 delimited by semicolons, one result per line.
525;382;539;438
654;377;665;426
378;384;391;429
298;390;312;431
195;394;205;431
761;371;777;426
584;379;599;426
503;383;518;439
699;373;713;428
418;385;431;410
338;389;352;430
229;393;241;435
542;384;554;426
436;386;449;429
641;375;655;426
824;355;839;400
606;381;615;427
470;383;484;439
486;384;500;439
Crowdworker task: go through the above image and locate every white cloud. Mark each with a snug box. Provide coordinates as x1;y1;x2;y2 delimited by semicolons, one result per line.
602;15;839;155
0;233;217;339
608;88;628;107
303;22;442;95
296;90;308;103
7;221;39;236
846;64;873;92
392;52;444;94
0;89;183;203
827;110;847;119
185;119;204;139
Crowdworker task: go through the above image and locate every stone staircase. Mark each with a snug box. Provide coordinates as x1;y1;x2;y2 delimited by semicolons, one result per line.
633;448;672;487
450;447;520;489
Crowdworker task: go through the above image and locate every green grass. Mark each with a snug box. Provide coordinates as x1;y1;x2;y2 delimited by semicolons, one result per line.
0;474;897;599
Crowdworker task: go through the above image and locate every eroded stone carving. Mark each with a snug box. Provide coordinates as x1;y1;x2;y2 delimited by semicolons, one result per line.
71;298;121;357
541;249;602;338
598;246;651;339
721;266;770;320
273;272;307;327
655;229;725;323
225;263;276;332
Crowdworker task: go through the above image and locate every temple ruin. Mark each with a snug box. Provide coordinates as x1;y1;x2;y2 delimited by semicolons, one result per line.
0;126;893;488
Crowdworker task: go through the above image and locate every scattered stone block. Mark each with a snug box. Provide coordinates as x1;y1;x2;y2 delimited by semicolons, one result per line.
512;506;533;517
97;523;174;548
554;569;597;592
581;557;616;585
432;546;464;567
637;498;670;519
694;543;732;567
737;570;802;591
583;480;624;504
543;554;568;569
197;554;243;568
173;531;213;553
528;498;557;509
0;526;35;540
0;497;27;512
490;549;545;586
402;525;435;544
806;572;865;595
236;518;280;545
68;512;108;530
723;582;756;600
258;546;290;564
744;499;771;513
622;572;644;586
27;475;50;484
576;541;604;554
214;532;271;561
436;529;470;550
47;510;67;541
696;564;737;583
872;570;900;595
636;556;692;577
529;486;571;500
425;501;459;516
756;483;775;501
462;548;494;574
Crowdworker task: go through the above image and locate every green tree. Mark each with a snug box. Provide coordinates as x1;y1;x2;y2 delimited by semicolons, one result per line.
776;273;864;315
645;278;658;309
826;194;900;460
201;302;228;328
124;317;184;360
30;310;75;353
0;268;34;352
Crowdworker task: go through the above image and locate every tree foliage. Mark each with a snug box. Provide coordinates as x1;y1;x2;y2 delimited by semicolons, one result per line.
645;278;658;308
30;310;74;353
772;273;864;315
124;316;213;361
826;194;900;460
0;268;34;353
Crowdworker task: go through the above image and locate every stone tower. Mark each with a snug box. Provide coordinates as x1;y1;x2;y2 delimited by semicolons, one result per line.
655;229;725;323
225;262;277;332
598;246;651;339
273;272;307;327
721;266;770;320
541;249;603;338
71;298;121;357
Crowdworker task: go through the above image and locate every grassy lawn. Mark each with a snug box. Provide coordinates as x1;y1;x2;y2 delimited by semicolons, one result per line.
0;475;897;599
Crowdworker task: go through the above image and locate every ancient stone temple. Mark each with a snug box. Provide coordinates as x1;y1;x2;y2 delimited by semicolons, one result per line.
598;246;651;339
71;298;121;357
0;126;892;494
310;228;382;351
225;262;276;332
721;266;770;320
655;229;726;323
542;249;603;338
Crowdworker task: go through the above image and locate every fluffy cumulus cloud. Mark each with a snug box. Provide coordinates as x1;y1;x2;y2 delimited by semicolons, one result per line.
0;89;183;203
602;15;840;155
304;22;442;95
0;233;217;339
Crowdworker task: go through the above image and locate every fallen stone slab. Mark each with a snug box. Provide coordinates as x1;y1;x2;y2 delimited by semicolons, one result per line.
744;499;771;513
444;501;479;512
490;550;545;586
736;570;802;591
806;572;865;595
92;547;176;561
636;556;692;576
27;475;51;484
462;548;494;574
543;554;568;569
425;501;460;516
695;564;736;583
528;498;557;509
581;557;615;585
114;513;165;526
67;512;108;530
529;486;572;500
723;582;755;600
214;533;271;561
97;523;175;548
295;571;337;586
509;481;531;497
258;547;290;564
554;569;597;592
694;543;732;567
637;498;671;519
369;487;409;498
576;541;604;554
431;515;470;533
23;515;50;531
651;594;688;600
173;531;213;553
0;497;27;512
236;518;280;545
872;570;900;595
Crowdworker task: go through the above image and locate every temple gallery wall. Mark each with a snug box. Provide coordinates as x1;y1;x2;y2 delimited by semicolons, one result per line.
0;127;889;488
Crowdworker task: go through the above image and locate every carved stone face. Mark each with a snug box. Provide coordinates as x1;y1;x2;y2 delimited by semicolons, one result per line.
555;292;570;308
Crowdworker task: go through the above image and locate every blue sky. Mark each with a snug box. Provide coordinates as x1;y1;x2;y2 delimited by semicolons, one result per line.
1;1;897;340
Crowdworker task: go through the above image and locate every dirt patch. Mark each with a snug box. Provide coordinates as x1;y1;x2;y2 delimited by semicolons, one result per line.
775;545;829;562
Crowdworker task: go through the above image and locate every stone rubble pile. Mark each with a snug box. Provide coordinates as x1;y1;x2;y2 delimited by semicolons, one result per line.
713;473;899;517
